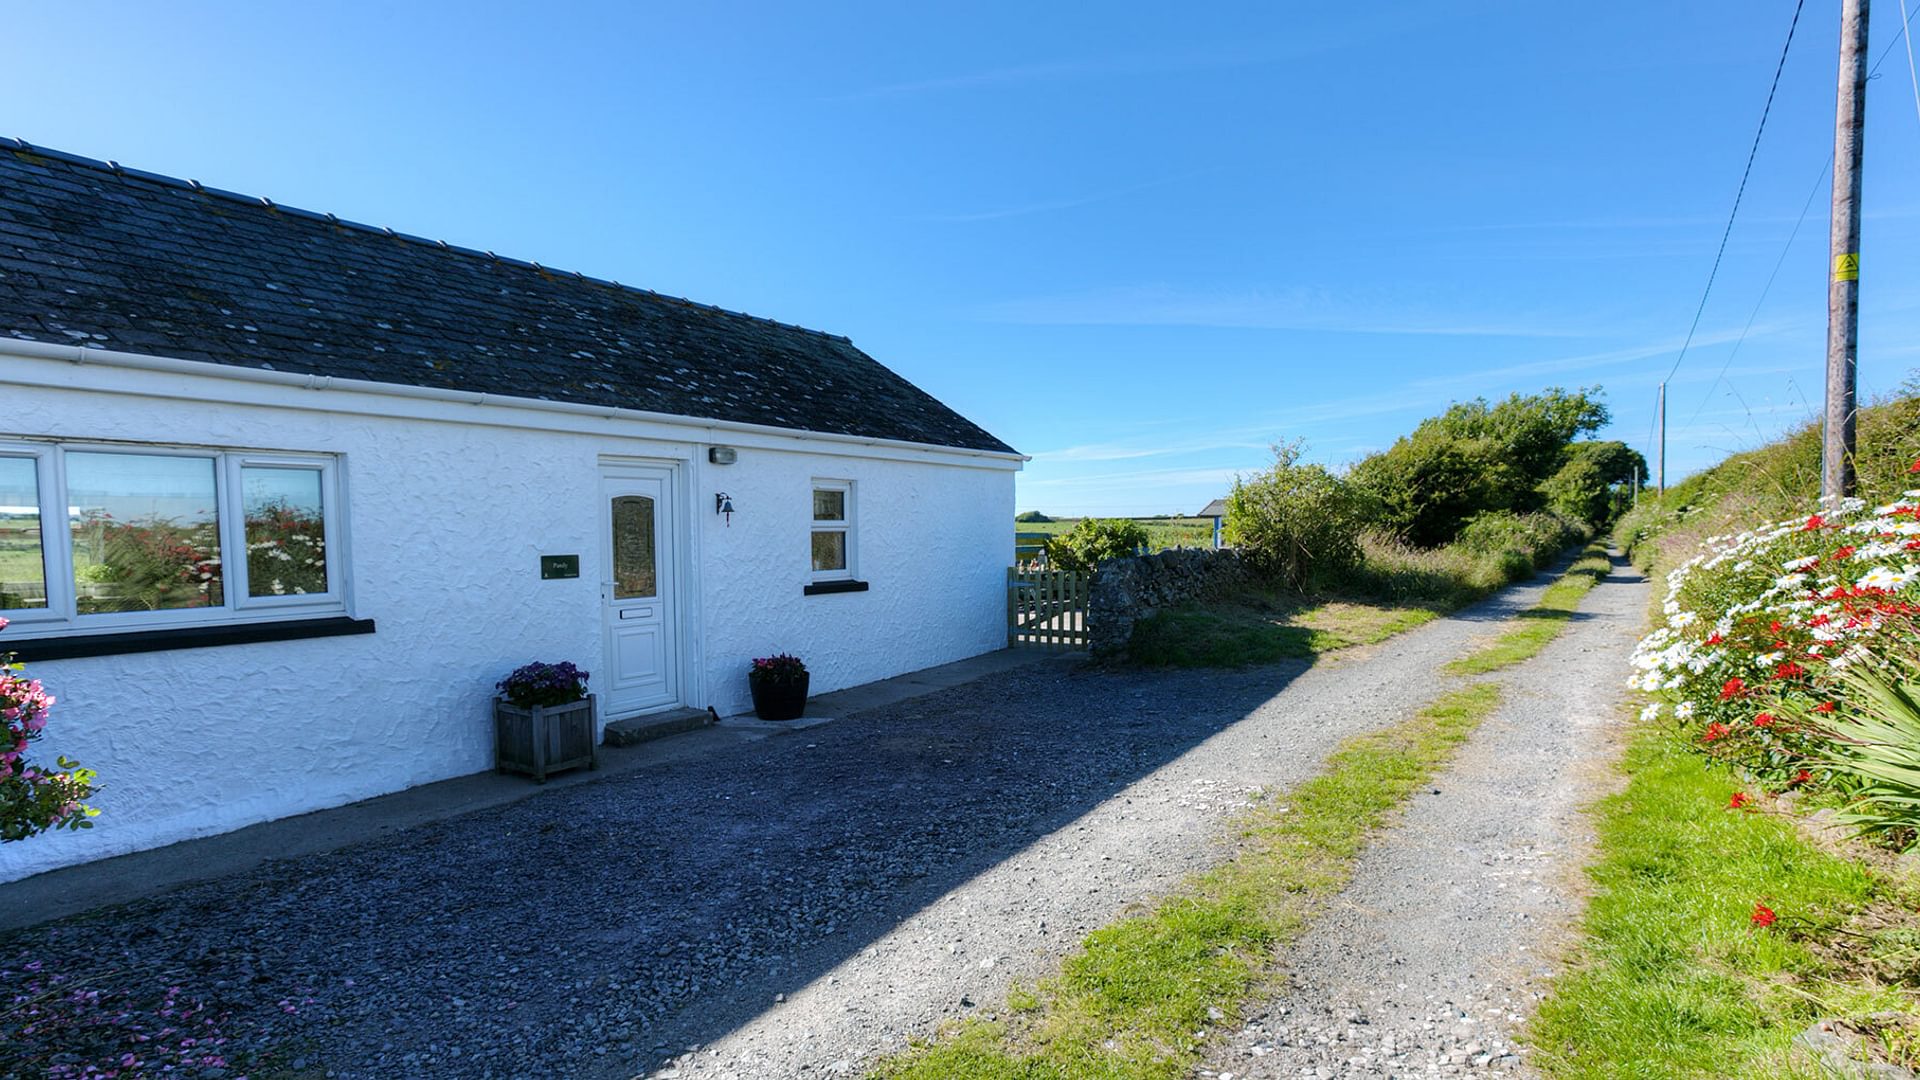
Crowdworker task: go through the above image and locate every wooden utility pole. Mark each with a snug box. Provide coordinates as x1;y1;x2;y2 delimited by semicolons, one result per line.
1825;0;1869;501
1656;381;1666;498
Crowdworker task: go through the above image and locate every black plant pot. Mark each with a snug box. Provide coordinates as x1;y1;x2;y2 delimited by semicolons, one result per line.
750;673;810;721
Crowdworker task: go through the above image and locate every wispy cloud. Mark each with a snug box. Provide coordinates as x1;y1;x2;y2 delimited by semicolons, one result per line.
830;7;1453;103
975;283;1589;337
831;37;1312;103
1024;325;1791;475
918;169;1216;224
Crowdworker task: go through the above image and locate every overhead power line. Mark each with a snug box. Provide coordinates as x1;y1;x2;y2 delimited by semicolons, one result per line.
1683;2;1920;432
1902;0;1920;130
1661;0;1808;389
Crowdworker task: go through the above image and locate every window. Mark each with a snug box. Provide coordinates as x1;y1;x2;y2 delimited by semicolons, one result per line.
810;480;853;581
0;456;47;611
0;441;347;634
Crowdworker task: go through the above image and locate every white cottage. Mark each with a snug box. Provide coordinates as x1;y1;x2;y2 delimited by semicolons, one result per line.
0;140;1022;883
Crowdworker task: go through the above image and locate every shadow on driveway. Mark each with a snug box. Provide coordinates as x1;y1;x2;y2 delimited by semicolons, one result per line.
0;557;1578;1079
1;654;1319;1078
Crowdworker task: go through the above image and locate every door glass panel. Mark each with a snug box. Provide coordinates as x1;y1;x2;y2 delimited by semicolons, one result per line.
0;457;47;610
612;495;657;599
242;466;328;597
68;452;224;614
811;530;847;573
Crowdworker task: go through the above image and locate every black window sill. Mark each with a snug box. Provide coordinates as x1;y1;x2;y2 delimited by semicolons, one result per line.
803;579;870;596
3;616;376;662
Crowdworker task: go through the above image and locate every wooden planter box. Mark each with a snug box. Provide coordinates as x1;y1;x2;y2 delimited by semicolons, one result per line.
493;695;599;783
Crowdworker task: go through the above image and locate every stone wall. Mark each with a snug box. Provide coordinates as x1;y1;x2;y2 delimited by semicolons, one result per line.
1088;547;1254;656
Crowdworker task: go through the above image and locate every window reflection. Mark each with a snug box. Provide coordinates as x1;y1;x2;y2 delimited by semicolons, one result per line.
68;452;223;614
0;458;46;610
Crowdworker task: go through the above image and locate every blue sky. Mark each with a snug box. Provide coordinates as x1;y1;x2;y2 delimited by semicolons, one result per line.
13;2;1920;515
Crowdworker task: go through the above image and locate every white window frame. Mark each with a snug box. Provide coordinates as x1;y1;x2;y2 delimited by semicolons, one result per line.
0;445;61;621
0;438;350;636
809;478;855;583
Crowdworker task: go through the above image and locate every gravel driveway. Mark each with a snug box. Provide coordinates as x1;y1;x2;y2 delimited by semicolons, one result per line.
1196;552;1645;1079
1;564;1582;1080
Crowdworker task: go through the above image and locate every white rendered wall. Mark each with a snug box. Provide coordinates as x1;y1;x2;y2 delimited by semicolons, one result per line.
0;363;1015;883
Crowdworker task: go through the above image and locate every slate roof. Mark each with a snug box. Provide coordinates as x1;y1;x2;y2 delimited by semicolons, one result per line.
1197;498;1228;518
0;140;1016;455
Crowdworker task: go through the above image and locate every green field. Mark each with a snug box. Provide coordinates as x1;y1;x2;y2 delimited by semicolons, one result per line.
1014;515;1216;553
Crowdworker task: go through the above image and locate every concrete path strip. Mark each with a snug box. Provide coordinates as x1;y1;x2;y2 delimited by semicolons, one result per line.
638;563;1596;1080
1195;552;1647;1079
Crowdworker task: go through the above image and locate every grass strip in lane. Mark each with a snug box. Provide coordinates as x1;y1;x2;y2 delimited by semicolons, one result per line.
1444;543;1612;676
867;682;1505;1080
1529;726;1917;1078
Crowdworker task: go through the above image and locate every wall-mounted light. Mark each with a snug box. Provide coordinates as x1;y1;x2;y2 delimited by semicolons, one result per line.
708;446;738;465
715;492;735;526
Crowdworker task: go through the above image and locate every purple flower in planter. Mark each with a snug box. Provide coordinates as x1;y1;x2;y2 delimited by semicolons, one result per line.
496;661;589;708
749;653;807;685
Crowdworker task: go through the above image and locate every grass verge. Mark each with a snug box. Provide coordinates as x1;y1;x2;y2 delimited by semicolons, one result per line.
1529;725;1920;1078
1126;597;1442;668
1443;543;1612;676
867;682;1505;1080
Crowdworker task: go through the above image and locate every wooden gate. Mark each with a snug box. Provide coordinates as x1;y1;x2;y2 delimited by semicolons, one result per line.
1007;567;1090;650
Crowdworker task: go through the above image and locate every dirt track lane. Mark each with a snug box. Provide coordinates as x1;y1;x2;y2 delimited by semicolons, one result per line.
1194;552;1645;1079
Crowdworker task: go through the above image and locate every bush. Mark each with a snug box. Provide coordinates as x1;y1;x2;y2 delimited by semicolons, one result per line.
1540;441;1645;527
1015;511;1053;524
0;618;99;842
1045;518;1150;574
1225;442;1375;590
1349;387;1612;546
1348;432;1517;547
1455;510;1587;566
1627;488;1920;834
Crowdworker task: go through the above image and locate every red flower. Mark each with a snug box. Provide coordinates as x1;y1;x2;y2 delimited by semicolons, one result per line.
1773;661;1806;680
1751;903;1778;928
1792;769;1813;785
1769;621;1784;633
1705;632;1725;646
1753;712;1775;727
1909;458;1920;474
1833;545;1855;561
1721;678;1747;700
1702;722;1731;742
1813;701;1836;714
1804;514;1826;531
1728;791;1750;809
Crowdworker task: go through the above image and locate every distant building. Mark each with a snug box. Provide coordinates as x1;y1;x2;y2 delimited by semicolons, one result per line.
1197;497;1228;549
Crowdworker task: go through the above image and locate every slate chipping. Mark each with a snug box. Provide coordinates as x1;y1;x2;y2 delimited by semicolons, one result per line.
0;140;1015;455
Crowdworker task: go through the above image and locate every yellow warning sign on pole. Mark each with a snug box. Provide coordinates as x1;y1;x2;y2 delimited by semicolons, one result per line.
1834;253;1859;281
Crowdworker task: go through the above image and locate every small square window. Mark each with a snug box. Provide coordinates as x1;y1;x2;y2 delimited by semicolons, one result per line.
812;488;845;522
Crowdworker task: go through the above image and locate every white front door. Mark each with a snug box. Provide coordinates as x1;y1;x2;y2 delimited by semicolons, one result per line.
600;466;680;717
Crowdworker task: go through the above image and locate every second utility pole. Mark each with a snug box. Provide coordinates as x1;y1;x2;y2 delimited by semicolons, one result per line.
1657;381;1666;498
1825;0;1869;501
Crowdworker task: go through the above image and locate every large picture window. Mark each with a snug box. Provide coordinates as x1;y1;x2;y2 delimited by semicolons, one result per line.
0;441;347;634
